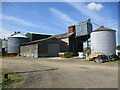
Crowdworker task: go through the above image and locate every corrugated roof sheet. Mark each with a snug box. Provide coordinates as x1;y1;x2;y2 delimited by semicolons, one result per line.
26;32;52;36
51;32;74;39
21;32;74;46
93;26;115;32
21;37;53;45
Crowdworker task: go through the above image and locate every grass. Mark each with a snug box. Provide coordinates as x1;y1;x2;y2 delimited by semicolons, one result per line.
0;68;23;89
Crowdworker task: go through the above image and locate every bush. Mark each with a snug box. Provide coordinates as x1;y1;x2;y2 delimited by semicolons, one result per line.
83;47;91;55
64;52;73;58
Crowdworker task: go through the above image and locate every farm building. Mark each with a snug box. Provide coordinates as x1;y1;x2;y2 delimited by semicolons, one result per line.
26;32;51;41
52;25;85;55
1;19;93;57
20;23;91;57
20;37;69;57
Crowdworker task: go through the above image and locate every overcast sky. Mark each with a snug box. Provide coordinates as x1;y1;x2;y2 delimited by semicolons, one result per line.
0;2;119;45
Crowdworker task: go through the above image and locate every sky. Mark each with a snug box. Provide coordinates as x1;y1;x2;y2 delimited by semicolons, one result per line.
0;2;119;45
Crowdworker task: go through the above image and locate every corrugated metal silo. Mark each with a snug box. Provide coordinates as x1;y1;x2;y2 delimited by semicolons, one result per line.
8;32;29;54
91;26;116;55
2;39;8;52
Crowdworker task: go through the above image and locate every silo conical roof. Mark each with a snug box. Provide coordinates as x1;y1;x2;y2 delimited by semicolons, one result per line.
93;26;115;32
10;32;27;38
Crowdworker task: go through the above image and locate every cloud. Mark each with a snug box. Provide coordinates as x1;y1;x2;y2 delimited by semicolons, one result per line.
87;2;103;11
67;2;118;45
1;14;63;35
1;14;39;28
0;29;12;38
67;2;117;30
49;7;77;25
0;27;31;38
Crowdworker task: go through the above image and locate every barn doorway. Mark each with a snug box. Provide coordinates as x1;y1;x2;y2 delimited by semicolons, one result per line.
48;44;60;57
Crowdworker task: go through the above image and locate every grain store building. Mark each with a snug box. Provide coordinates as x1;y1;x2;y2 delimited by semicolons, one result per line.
20;25;81;58
20;37;69;57
52;25;88;55
20;22;91;57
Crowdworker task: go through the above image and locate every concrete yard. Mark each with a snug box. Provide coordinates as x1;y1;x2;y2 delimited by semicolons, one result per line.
1;57;119;88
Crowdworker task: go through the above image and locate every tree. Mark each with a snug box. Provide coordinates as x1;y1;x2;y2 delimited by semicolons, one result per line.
0;38;2;49
116;46;120;50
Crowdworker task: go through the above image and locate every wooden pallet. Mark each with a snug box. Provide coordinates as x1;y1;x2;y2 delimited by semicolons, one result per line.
86;53;104;60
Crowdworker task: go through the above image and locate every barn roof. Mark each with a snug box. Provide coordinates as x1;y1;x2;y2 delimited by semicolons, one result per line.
21;32;74;46
51;32;74;39
26;32;52;36
21;37;54;46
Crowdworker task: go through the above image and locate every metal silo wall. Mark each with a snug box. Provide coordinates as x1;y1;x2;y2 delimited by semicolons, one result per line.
2;39;8;52
8;37;28;54
91;31;116;55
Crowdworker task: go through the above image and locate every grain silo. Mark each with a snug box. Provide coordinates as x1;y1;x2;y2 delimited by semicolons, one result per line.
8;32;29;54
2;39;8;52
91;26;116;55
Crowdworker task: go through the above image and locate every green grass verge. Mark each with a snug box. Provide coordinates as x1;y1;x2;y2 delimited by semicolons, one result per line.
0;68;23;88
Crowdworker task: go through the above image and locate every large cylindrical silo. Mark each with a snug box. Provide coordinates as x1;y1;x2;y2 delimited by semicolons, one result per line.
2;39;8;52
8;32;29;54
91;26;116;55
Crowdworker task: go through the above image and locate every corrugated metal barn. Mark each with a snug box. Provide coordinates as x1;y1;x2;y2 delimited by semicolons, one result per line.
20;37;69;57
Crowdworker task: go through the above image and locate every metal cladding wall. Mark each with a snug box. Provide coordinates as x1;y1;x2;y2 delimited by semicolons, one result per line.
91;30;116;55
8;37;28;54
26;33;51;41
75;19;93;37
2;39;8;52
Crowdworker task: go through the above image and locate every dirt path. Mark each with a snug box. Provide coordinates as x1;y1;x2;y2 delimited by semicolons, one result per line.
1;57;118;88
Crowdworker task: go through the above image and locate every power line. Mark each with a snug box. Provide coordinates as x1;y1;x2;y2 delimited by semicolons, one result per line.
91;22;102;27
